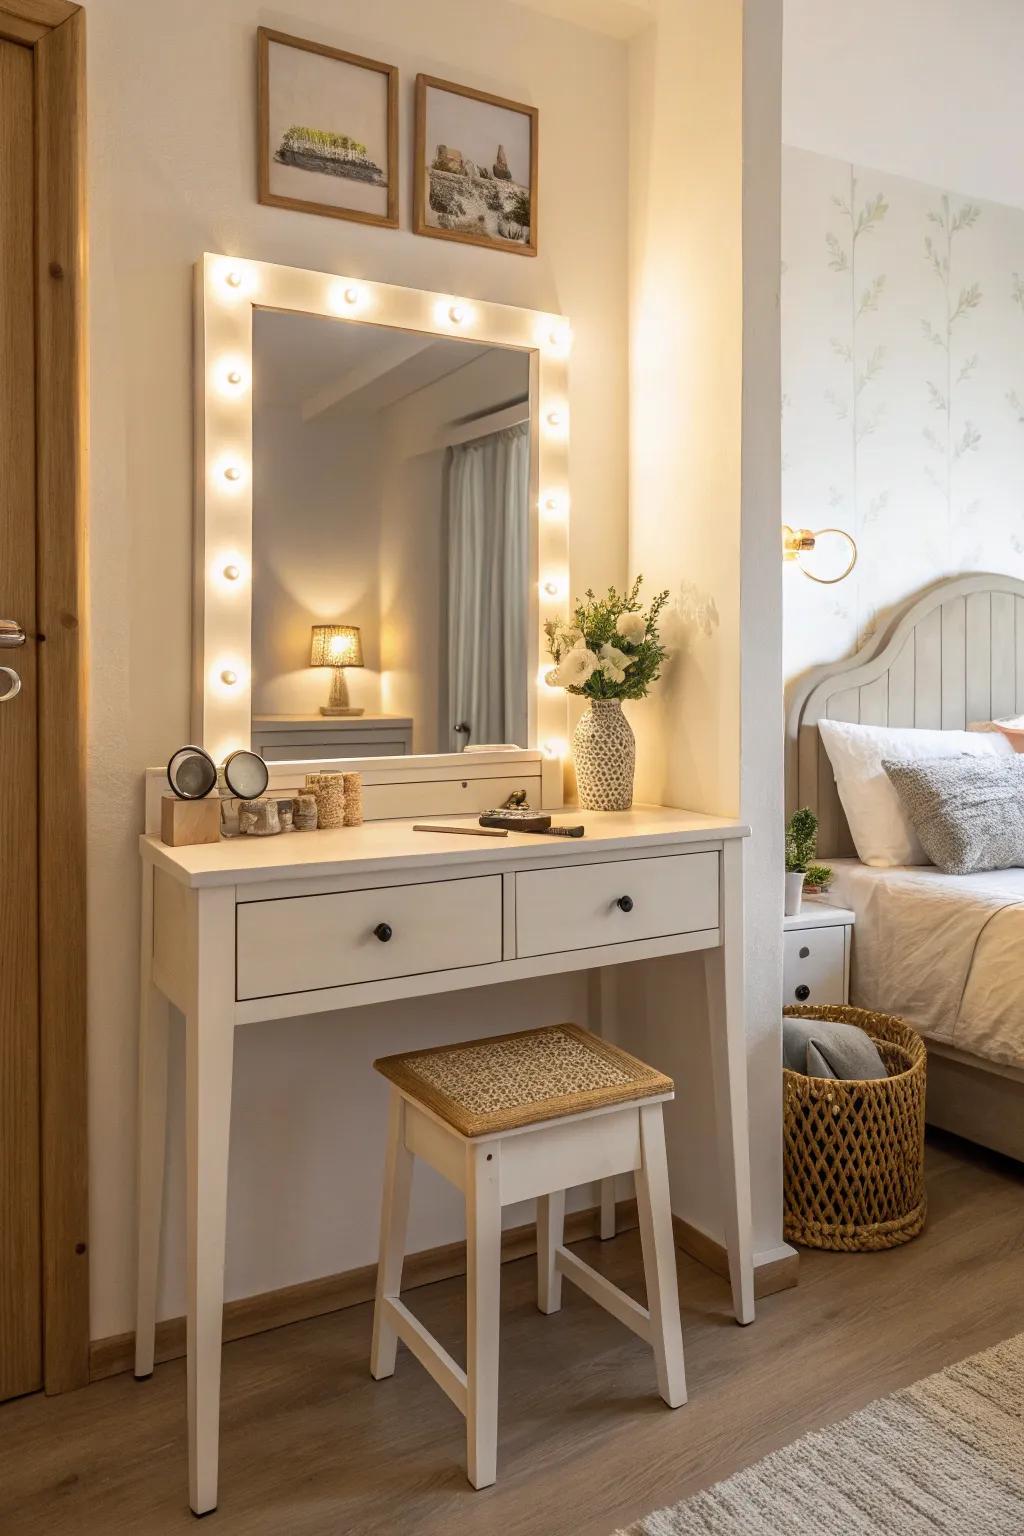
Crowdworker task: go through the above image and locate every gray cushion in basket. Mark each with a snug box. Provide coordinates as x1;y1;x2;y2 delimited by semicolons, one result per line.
782;1016;888;1081
882;754;1024;875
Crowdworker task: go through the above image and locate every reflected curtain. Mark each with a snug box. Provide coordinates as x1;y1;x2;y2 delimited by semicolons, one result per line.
447;423;529;750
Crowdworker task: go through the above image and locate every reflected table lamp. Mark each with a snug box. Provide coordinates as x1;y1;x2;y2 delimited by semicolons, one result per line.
310;624;364;716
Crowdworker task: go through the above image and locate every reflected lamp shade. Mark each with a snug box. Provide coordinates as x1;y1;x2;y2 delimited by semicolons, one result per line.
309;624;364;716
309;624;364;669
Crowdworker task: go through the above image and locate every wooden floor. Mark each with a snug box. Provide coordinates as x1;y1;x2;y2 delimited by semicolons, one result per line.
3;1131;1023;1535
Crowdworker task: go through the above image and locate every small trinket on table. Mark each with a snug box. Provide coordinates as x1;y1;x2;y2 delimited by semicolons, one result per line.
342;771;363;826
294;793;318;831
238;798;281;836
304;771;345;829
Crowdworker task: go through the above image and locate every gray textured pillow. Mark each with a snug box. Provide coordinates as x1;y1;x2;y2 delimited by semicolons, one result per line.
782;1016;888;1080
882;754;1024;874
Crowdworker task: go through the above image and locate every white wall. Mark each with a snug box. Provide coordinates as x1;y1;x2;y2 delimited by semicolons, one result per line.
783;0;1024;209
782;1;1024;697
782;148;1024;697
88;0;628;1338
625;0;786;1264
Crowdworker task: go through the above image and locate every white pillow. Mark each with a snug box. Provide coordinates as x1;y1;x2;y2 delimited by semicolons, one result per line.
817;719;1014;867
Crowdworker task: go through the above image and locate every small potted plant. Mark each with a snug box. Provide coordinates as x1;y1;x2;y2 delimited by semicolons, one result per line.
785;806;826;916
545;577;669;810
803;861;834;899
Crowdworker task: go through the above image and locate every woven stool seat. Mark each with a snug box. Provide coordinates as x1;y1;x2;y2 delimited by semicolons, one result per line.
374;1023;673;1138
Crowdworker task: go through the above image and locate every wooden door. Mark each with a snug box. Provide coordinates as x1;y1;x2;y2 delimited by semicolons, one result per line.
0;33;42;1401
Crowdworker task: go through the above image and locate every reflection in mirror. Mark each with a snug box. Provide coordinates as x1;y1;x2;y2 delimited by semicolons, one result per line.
251;310;532;758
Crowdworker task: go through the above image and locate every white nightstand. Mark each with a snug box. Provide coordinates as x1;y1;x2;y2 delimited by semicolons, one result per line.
783;900;855;1008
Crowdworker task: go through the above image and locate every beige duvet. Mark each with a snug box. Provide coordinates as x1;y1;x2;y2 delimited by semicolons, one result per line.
829;860;1024;1073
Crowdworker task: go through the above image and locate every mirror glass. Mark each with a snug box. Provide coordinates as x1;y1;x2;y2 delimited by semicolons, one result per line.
251;309;533;759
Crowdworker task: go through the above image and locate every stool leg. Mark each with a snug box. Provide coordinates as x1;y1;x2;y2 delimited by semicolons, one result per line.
599;1177;617;1240
536;1191;565;1314
466;1141;502;1489
635;1103;687;1409
371;1091;414;1381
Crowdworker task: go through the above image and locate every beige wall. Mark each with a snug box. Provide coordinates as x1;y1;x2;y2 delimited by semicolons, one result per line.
87;0;628;1338
625;0;786;1261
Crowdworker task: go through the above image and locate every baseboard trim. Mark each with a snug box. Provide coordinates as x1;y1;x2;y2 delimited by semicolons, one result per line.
672;1216;800;1299
89;1197;641;1383
90;1198;799;1383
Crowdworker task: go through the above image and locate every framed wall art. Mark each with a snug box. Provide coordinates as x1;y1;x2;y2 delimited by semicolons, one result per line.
258;28;398;228
414;74;538;256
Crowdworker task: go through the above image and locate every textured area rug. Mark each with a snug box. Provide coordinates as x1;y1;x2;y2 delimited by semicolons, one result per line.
617;1333;1024;1534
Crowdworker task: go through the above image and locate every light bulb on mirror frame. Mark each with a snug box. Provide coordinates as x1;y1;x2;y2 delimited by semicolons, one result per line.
217;359;249;396
220;669;238;686
217;262;255;300
222;564;241;582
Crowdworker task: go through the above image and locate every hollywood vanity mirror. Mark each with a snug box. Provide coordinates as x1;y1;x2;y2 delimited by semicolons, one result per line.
193;255;571;814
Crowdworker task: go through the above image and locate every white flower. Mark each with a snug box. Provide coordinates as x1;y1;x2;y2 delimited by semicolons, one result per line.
551;643;598;688
615;612;646;645
598;642;635;684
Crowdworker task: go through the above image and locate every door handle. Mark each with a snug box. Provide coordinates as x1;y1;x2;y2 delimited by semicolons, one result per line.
0;666;22;701
0;620;26;649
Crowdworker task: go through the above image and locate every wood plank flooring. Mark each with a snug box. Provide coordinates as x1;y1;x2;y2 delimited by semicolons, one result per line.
2;1131;1022;1535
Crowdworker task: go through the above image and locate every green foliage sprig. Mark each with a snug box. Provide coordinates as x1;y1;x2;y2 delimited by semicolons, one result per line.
785;807;818;875
544;576;669;702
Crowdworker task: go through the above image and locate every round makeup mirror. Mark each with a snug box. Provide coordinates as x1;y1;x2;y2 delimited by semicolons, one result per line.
167;744;218;800
222;748;269;800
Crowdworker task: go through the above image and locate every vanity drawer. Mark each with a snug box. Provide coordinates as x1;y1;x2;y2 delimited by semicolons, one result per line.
514;851;719;959
236;876;502;1000
783;925;847;1007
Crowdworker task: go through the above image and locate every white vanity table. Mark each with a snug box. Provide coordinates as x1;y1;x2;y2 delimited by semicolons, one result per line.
136;804;754;1515
145;255;757;1515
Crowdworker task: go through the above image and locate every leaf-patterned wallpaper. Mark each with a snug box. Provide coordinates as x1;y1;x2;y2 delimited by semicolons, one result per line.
783;146;1024;699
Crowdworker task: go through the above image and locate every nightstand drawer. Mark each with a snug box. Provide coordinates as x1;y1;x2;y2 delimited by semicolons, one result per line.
236;875;502;1000
783;924;847;1007
514;851;719;959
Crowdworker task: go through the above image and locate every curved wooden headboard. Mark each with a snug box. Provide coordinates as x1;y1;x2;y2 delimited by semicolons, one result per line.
787;572;1024;857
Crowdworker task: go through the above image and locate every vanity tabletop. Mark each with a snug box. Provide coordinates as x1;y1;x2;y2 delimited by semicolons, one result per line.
141;805;750;889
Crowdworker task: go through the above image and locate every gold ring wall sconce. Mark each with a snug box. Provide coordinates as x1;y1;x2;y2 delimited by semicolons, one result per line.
782;525;858;584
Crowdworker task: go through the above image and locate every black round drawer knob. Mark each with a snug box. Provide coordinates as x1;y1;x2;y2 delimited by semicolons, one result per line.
616;895;634;913
794;983;811;1002
374;923;393;943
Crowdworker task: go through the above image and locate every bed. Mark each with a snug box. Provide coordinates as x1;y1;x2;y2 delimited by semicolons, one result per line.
787;571;1024;1163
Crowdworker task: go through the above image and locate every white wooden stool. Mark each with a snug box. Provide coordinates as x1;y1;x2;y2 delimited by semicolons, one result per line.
370;1023;687;1489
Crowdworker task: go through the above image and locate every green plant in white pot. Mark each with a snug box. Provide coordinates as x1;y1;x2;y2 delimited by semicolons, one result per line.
785;806;830;915
545;578;668;811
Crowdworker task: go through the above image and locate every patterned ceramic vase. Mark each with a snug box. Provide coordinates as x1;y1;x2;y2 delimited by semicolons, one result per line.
573;698;635;811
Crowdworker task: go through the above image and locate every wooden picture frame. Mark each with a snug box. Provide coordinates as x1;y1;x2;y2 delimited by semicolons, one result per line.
414;74;538;258
257;28;398;228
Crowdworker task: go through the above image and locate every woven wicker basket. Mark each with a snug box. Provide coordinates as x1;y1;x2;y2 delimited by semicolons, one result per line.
783;1005;927;1252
